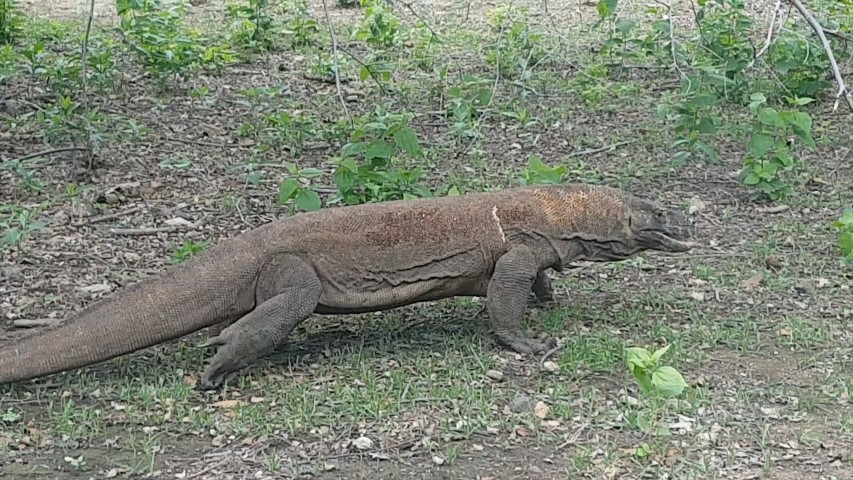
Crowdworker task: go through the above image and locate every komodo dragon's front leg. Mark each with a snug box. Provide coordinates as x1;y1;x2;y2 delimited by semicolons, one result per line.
198;255;321;389
487;245;557;354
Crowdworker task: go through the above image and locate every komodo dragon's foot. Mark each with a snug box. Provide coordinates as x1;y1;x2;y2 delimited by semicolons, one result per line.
496;330;557;355
198;328;262;389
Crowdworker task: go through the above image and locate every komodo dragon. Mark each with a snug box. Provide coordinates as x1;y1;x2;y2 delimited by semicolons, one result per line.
0;184;695;389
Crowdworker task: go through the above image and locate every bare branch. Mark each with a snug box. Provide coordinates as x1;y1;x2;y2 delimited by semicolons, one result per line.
787;0;853;112
8;147;91;163
80;0;96;168
747;0;783;69
654;1;688;82
319;0;352;125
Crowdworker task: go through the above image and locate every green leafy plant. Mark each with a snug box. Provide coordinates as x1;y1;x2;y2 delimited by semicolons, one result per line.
355;0;399;49
283;0;318;47
0;0;23;45
332;109;431;205
171;239;210;264
445;75;493;140
0;206;47;250
740;93;815;201
625;344;688;398
484;6;545;80
518;155;566;185
117;0;237;83
668;85;720;164
277;164;325;212
225;0;275;51
832;208;853;262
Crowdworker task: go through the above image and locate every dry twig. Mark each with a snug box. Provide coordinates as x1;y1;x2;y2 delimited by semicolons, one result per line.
109;226;178;236
8;147;91;163
80;0;97;168
319;0;352;125
654;1;687;81
747;0;783;69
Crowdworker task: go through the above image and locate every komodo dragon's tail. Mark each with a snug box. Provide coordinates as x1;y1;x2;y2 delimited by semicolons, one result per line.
0;241;262;385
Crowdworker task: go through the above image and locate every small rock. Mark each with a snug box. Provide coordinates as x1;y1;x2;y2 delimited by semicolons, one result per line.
510;393;533;413
352;436;373;450
485;369;504;381
534;401;550;419
542;361;560;373
432;455;445;465
687;197;706;215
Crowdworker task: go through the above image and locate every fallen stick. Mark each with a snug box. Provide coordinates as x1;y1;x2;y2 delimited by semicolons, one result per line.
109;226;177;236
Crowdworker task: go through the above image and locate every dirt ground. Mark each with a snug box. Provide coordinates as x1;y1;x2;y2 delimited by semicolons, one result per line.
1;0;852;479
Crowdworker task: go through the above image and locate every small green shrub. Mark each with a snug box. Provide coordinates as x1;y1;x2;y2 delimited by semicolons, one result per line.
739;93;815;201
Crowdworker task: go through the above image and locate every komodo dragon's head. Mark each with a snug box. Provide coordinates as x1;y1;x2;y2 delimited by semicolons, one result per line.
542;185;696;261
622;195;696;254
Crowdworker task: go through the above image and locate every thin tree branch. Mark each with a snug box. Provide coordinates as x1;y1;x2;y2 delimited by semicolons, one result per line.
747;0;783;69
319;0;351;125
81;0;96;168
654;1;688;82
787;0;853;112
7;147;91;163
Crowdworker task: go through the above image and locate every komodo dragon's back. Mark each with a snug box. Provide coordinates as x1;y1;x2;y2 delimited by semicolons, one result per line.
0;184;695;388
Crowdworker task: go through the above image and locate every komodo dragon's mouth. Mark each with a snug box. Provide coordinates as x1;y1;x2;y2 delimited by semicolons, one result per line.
639;230;695;253
636;209;696;253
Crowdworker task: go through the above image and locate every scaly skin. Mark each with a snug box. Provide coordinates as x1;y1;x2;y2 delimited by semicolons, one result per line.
0;184;695;389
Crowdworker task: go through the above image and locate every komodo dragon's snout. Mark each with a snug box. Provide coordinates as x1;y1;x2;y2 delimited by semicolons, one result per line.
626;198;695;254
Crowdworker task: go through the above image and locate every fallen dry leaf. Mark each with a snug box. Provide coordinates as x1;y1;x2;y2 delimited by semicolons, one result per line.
210;399;244;409
741;272;763;290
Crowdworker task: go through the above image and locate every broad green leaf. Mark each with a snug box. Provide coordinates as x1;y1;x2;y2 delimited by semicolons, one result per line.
596;0;618;18
632;369;654;394
787;96;815;106
650;344;671;363
447;186;460;196
359;65;371;82
757;107;785;128
615;19;636;35
294;189;322;212
832;209;853;228
366;139;395;160
299;168;325;178
688;93;717;108
742;172;761;185
651;366;688;397
341;141;366;157
393;127;421;157
334;167;356;193
748;133;775;159
840;232;853;259
696;117;716;134
775;146;794;167
277;178;299;204
625;347;652;370
782;111;815;147
696;142;719;162
748;92;767;110
672;151;691;164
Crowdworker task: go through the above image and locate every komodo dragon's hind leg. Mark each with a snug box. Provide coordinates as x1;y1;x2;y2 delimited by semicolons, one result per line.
198;255;321;389
487;245;557;355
